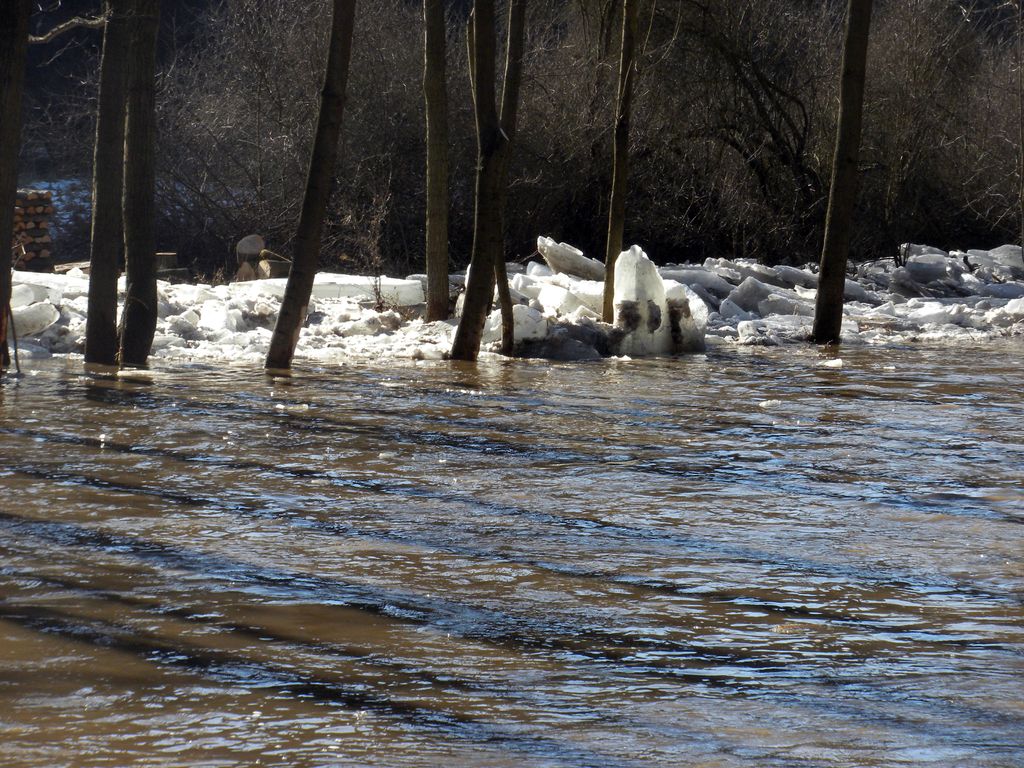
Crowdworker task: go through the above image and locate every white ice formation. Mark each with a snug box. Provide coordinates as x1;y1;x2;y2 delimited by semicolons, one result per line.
8;238;1024;365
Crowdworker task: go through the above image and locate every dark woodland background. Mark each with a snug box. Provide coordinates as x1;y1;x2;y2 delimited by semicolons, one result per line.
19;0;1023;276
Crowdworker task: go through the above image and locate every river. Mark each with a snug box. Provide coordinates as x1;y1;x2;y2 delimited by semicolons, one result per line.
1;342;1022;767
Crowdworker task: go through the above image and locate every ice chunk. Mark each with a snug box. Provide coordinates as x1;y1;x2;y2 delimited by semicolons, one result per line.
963;246;1024;279
338;316;383;337
237;273;425;306
11;283;45;309
664;281;709;329
729;260;791;288
537;236;605;281
725;277;775;314
12;302;60;336
536;284;585;316
11;341;51;359
737;320;777;345
904;300;977;327
566;305;601;322
904;254;952;284
664;282;707;352
544;274;605;315
510;272;543;300
167;311;201;337
513;304;548;341
758;293;814;317
659;267;735;297
901;243;949;260
198;301;230;331
986;297;1024;327
773;265;818;289
986;244;1024;270
718;297;756;321
11;271;87;304
844;279;881;304
703;258;744;284
611;246;673;356
481;304;548;346
978;282;1024;299
526;261;553;277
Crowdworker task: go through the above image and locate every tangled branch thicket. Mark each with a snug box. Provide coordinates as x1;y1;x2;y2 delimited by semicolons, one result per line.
22;0;1024;276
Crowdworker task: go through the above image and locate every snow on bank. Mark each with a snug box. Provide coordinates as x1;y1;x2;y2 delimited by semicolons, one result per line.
9;239;1024;364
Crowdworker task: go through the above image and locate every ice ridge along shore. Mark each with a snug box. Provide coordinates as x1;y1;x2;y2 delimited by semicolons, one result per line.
10;238;1024;364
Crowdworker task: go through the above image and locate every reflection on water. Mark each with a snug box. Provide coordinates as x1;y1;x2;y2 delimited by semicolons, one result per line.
1;343;1023;766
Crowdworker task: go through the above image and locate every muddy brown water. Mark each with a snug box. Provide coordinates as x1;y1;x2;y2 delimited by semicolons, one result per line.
1;343;1022;767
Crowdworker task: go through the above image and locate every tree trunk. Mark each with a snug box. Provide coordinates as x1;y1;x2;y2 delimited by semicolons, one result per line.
86;0;130;367
1018;0;1023;258
812;0;873;345
0;0;31;374
602;0;639;323
118;0;161;367
423;0;450;322
265;0;357;371
450;0;526;362
494;0;526;357
494;253;514;354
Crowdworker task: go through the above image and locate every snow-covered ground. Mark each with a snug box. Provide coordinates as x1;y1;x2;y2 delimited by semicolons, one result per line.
9;238;1024;364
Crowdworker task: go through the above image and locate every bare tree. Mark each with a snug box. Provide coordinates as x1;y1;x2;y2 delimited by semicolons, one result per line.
450;0;527;362
812;0;873;345
602;0;639;322
0;0;31;374
86;0;130;367
118;0;161;366
1018;0;1024;255
423;0;450;322
265;0;357;370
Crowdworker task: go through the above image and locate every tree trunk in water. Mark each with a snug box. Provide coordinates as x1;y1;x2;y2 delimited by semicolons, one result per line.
423;0;450;322
812;0;873;345
265;0;357;371
450;0;526;362
602;0;639;323
118;0;161;367
86;0;130;367
1018;0;1023;258
494;253;514;354
0;0;31;375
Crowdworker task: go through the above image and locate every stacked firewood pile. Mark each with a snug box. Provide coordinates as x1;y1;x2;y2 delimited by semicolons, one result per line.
12;189;55;271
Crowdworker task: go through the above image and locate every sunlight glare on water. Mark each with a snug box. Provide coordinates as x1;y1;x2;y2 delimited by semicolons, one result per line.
1;342;1022;766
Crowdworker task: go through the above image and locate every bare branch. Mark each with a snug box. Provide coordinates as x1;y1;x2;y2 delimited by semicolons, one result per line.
29;14;107;45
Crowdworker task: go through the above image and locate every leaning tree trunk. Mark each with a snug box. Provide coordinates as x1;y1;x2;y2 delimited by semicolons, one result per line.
118;0;161;367
86;0;130;367
449;0;526;361
602;0;639;323
265;0;357;370
0;0;31;374
423;0;450;322
812;0;873;345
